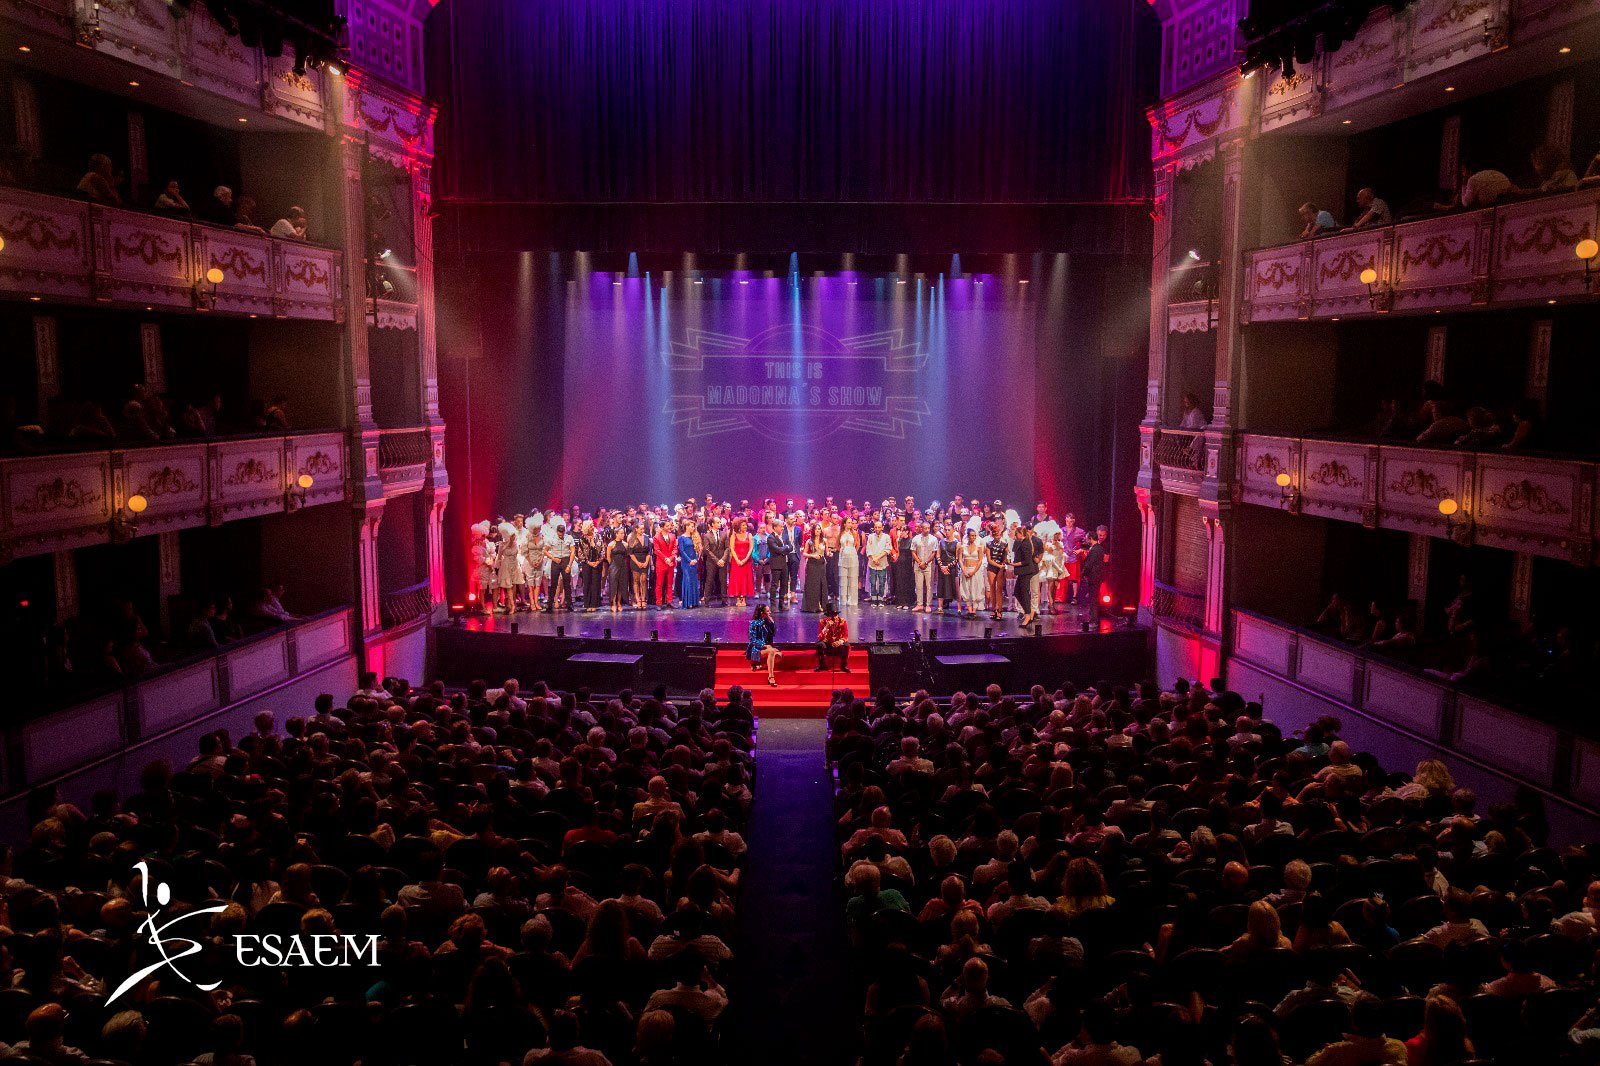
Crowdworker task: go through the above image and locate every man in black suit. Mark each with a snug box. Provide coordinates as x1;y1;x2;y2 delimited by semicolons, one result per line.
766;518;793;607
703;517;730;606
1080;525;1110;625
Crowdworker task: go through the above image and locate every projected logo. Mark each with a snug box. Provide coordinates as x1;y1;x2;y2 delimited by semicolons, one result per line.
666;325;930;444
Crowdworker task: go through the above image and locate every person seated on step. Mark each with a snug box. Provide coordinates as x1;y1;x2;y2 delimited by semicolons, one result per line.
815;601;851;672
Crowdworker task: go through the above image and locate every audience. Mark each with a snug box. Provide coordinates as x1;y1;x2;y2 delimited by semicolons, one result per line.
2;676;756;1066
829;675;1595;1066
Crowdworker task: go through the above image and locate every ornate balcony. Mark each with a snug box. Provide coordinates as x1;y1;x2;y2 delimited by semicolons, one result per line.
1236;433;1597;565
0;431;347;561
10;607;352;797
375;426;436;497
1154;428;1208;495
1229;609;1600;819
1152;578;1206;630
0;186;345;319
1243;186;1599;322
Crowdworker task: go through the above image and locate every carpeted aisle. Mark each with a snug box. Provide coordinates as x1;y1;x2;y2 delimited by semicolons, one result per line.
725;718;855;1065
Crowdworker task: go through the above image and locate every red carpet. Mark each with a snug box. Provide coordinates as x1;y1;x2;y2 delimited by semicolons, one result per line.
712;647;863;718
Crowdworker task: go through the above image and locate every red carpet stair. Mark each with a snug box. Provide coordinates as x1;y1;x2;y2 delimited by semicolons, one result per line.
712;647;864;718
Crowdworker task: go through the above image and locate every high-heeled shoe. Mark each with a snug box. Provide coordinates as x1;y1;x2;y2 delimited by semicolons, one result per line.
767;676;778;686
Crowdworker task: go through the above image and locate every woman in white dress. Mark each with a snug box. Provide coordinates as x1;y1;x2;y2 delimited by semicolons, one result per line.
471;521;494;611
495;520;520;612
838;517;861;607
1038;531;1066;615
958;527;986;617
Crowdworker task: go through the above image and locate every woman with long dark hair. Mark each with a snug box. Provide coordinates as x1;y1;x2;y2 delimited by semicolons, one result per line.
747;603;781;686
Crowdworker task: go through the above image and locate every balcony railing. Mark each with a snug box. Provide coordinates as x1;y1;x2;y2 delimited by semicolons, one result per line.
1155;429;1205;473
8;608;353;798
380;580;433;630
0;430;346;560
1242;185;1599;322
1152;579;1206;629
377;428;433;470
1229;609;1600;821
1156;0;1593;152
0;186;344;319
1236;433;1596;565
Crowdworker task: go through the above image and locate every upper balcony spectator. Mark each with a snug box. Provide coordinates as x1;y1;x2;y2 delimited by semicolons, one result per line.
271;205;309;241
233;194;270;236
1177;391;1210;431
207;184;236;226
75;153;122;206
1529;144;1578;196
153;178;193;216
1297;202;1339;240
1347;187;1391;230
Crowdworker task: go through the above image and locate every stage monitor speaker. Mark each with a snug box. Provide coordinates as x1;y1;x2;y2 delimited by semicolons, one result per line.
931;650;1013;695
565;651;644;692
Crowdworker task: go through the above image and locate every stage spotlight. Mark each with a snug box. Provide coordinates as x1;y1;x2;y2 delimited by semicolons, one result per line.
1187;249;1201;261
603;628;612;640
875;629;885;644
377;247;392;260
556;625;565;638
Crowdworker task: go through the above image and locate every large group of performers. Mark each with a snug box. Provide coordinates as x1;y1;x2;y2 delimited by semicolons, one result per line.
469;494;1111;638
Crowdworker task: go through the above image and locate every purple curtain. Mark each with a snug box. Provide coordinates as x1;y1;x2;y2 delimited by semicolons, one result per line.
427;0;1156;204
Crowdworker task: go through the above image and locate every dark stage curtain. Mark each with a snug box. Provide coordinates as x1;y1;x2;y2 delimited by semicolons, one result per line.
427;0;1157;205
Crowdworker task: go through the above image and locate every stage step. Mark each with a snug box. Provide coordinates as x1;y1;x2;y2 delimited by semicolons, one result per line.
712;646;863;718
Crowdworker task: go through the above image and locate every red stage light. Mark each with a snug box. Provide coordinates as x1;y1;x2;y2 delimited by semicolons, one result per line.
467;592;477;602
18;599;28;608
1101;593;1112;604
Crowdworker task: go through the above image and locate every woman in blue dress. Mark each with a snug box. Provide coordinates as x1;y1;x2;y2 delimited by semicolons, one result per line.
746;603;781;685
677;521;702;608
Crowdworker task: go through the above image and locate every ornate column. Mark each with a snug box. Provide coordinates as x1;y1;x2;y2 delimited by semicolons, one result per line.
1202;513;1227;638
1135;487;1159;620
1135;164;1174;618
140;322;163;392
33;316;58;418
1407;533;1430;619
1426;325;1447;383
356;504;385;635
1509;552;1534;625
425;489;449;606
53;549;78;626
411;159;441;425
1526;320;1551;409
158;530;180;633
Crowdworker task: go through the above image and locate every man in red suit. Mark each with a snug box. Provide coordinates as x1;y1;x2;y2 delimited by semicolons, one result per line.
653;523;678;609
815;602;850;671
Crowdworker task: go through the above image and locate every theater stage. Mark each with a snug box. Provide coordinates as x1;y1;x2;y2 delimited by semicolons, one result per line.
433;602;1151;717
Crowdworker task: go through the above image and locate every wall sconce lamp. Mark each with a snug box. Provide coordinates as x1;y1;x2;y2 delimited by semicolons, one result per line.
1578;238;1599;292
1438;496;1468;543
288;472;314;510
1359;266;1380;308
194;265;225;309
113;493;148;540
1275;471;1298;509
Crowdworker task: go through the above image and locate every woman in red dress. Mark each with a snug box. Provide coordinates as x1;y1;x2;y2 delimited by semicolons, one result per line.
728;517;755;607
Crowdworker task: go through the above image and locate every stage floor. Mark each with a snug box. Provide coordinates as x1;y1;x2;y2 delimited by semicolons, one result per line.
456;599;1113;645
